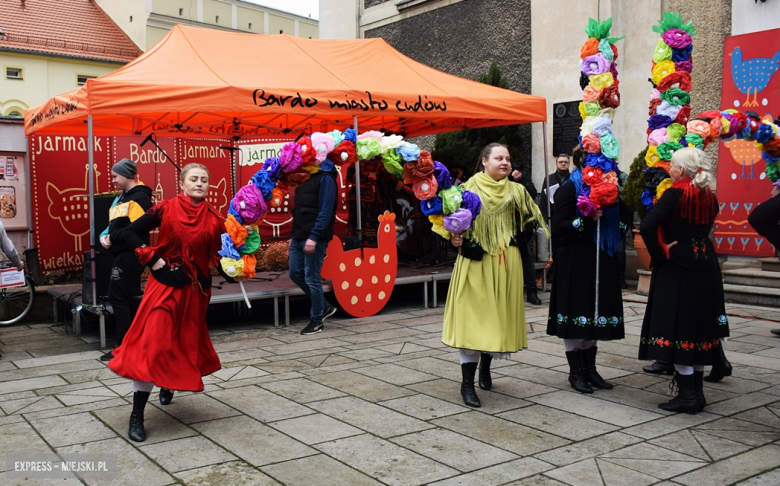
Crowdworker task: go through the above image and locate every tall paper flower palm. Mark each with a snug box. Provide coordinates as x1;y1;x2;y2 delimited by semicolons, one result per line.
577;18;623;214
642;12;696;207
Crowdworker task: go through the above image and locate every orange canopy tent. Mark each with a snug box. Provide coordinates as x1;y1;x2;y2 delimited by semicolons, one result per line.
24;25;550;311
25;25;546;138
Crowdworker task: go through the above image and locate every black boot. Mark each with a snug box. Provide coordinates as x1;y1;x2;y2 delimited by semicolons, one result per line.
128;391;150;442
478;353;493;390
582;346;613;389
693;370;706;412
526;288;542;306
643;360;674;375
659;372;698;414
565;350;593;394
704;345;732;382
460;363;481;408
159;388;174;405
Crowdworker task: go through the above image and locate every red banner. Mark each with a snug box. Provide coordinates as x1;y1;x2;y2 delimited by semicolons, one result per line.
714;28;780;256
30;134;112;272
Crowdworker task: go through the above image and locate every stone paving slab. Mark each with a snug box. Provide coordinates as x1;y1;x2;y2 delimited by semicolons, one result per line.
3;296;780;484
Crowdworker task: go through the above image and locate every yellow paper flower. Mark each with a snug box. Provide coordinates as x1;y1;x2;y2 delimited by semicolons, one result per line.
651;60;676;86
589;73;614;90
656;178;672;200
579;102;587;119
720;116;731;135
645;145;661;167
220;257;244;278
428;215;451;240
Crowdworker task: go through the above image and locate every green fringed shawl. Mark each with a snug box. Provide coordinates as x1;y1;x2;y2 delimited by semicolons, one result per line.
463;173;549;256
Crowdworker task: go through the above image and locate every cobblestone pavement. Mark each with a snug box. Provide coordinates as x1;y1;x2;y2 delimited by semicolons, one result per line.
2;291;780;485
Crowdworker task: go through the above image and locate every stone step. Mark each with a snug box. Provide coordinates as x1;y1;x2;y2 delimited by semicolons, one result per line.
758;257;780;273
723;283;780;307
722;268;780;289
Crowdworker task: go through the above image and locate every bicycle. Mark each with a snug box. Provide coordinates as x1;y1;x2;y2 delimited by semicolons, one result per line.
0;261;35;326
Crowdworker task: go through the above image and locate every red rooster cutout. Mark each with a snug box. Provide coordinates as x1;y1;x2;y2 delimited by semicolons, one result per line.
322;211;398;317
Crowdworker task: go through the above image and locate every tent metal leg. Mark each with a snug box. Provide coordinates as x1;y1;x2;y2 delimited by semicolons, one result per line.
274;296;279;327
285;295;290;326
423;281;428;308
433;278;438;307
87;115;97;307
73;309;81;334
99;315;106;348
541;121;552;270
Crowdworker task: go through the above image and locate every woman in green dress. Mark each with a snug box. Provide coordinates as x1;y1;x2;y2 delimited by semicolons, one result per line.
443;143;547;407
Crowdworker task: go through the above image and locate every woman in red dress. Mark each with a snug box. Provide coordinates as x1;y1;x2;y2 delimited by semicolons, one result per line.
107;163;240;442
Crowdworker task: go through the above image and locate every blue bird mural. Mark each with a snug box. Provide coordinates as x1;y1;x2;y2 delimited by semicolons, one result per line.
730;47;780;107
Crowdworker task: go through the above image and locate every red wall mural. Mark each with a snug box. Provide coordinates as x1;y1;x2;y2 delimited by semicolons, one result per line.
714;27;780;256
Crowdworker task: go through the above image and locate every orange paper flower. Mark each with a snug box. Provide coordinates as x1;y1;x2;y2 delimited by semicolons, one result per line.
225;214;248;247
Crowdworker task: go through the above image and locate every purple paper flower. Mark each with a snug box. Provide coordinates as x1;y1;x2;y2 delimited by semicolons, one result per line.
577;194;598;217
262;157;282;182
648;114;673;130
663;29;692;49
580;53;611;76
433;161;452;190
675;60;692;73
672;44;693;63
610;62;619;78
280;142;302;173
444;208;473;233
460;190;482;218
234;184;268;223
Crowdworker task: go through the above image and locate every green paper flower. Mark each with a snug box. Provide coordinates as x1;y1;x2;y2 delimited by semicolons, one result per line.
657;141;684;161
766;162;780;183
685;133;704;147
356;138;382;161
599;133;620;159
598;39;614;62
660;88;690;106
666;123;685;143
584;102;601;116
440;186;463;215
652;39;672;63
242;230;261;255
382;149;403;176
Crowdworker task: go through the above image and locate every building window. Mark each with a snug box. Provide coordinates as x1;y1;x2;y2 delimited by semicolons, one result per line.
77;74;97;86
129;15;133;22
179;8;184;15
7;110;22;117
279;29;283;34
215;15;219;23
5;67;23;80
248;22;252;29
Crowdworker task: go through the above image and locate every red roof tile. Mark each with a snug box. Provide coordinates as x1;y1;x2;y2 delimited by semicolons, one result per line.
0;0;142;63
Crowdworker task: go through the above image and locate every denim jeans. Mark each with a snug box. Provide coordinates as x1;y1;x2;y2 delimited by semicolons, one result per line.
288;238;329;323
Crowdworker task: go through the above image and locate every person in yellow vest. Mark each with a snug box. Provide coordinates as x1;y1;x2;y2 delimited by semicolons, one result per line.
99;158;153;363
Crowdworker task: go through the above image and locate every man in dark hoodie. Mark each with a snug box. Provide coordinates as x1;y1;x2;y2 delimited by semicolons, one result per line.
98;158;153;361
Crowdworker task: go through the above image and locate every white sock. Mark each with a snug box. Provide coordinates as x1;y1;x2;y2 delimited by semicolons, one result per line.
563;339;582;352
459;349;480;364
133;380;154;393
693;364;705;372
674;364;694;375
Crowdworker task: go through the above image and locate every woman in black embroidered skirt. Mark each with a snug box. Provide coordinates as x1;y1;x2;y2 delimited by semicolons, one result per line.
547;154;629;394
638;147;729;414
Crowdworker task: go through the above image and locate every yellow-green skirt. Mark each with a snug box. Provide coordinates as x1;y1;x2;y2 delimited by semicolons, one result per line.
442;246;527;353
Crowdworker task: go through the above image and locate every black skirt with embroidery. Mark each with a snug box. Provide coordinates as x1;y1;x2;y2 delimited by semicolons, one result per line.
546;244;625;340
545;182;625;341
638;261;728;365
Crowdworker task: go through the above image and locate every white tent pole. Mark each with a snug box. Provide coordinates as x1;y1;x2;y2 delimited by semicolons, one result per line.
542;121;552;260
353;115;362;241
595;218;601;323
88;115;97;306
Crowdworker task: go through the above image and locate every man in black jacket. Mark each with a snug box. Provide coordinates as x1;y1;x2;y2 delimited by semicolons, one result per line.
99;159;153;361
290;161;339;335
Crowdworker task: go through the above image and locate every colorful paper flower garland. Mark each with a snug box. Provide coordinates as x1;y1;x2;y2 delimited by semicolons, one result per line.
577;18;624;215
217;128;480;275
641;12;696;206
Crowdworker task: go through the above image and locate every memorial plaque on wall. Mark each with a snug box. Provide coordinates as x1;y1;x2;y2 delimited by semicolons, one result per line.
552;101;582;157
